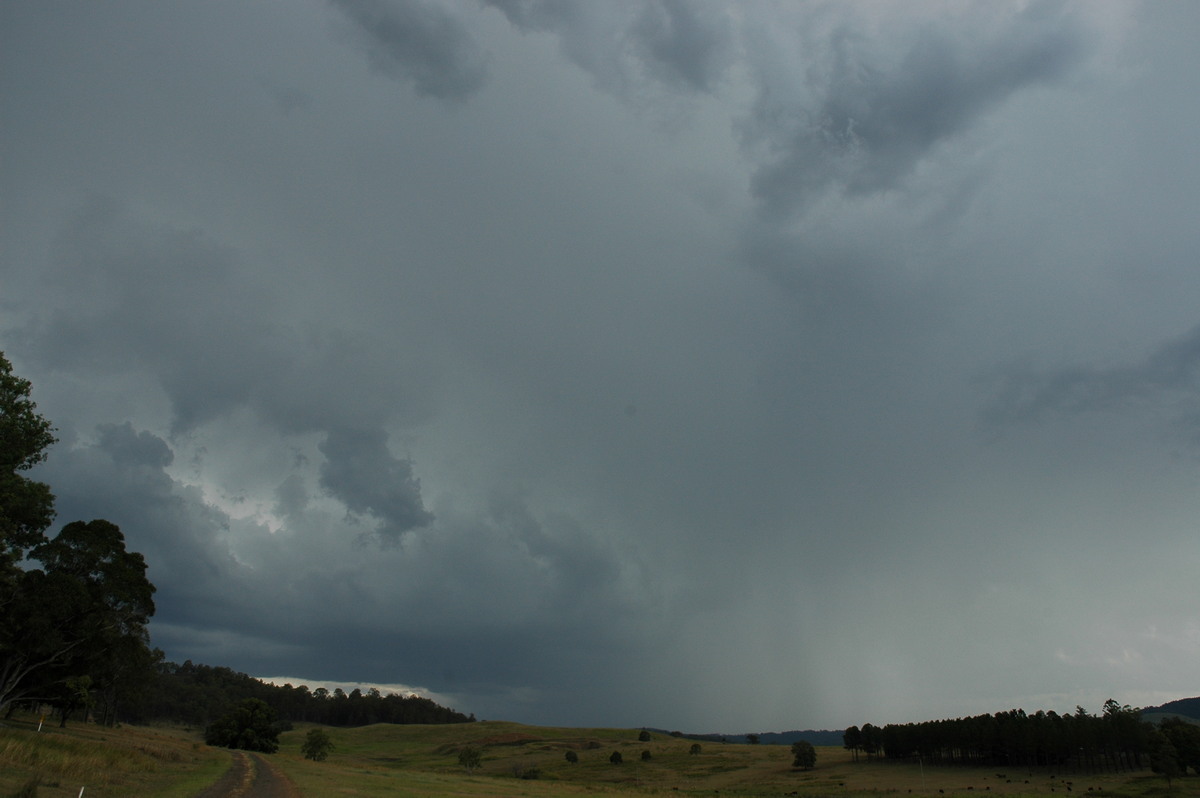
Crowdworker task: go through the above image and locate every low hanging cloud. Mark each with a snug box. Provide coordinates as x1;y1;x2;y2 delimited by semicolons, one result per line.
330;0;489;101
318;428;434;541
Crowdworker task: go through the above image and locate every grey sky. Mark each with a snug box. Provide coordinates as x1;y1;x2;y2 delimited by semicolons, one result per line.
3;1;1199;732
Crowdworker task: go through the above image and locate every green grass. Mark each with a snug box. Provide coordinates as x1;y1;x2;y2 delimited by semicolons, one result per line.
261;721;1200;797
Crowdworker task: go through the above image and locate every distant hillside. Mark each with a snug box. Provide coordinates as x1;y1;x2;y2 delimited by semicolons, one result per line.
1140;697;1200;722
747;729;846;746
651;728;845;746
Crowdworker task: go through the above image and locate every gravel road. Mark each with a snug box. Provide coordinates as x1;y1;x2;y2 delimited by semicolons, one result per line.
192;750;302;797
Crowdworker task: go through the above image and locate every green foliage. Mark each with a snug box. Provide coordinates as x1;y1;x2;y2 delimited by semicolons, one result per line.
853;701;1159;771
1159;716;1200;775
1;519;156;718
689;742;702;755
457;745;482;773
205;698;282;753
0;352;57;565
301;728;335;761
843;725;862;762
1150;730;1183;787
121;658;474;727
638;729;651;742
641;749;652;761
564;749;578;763
609;750;623;765
791;739;817;769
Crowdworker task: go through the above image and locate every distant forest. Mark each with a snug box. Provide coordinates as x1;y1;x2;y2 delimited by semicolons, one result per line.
118;659;475;728
847;700;1200;775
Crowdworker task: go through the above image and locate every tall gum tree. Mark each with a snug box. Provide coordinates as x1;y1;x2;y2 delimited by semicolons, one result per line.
0;353;156;718
0;352;57;565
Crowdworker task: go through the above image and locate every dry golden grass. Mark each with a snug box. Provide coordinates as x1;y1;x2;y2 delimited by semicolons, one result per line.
0;713;228;797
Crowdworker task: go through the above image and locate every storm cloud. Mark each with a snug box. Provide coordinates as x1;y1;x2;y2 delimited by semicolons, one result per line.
3;0;1200;732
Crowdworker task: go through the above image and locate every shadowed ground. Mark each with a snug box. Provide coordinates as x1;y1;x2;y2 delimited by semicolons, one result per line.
194;751;301;798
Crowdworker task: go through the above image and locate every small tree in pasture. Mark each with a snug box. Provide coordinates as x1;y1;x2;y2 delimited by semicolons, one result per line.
458;745;482;773
792;739;817;770
610;750;623;765
301;728;334;761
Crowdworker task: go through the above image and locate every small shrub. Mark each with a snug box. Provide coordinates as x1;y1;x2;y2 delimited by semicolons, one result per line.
610;750;623;765
565;750;579;764
641;749;652;761
690;743;702;755
638;729;651;742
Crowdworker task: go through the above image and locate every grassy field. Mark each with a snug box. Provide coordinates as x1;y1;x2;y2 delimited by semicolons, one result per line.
3;715;1199;798
267;720;1200;798
0;713;228;797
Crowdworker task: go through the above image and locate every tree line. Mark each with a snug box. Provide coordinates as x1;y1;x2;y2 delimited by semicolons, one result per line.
124;658;474;728
845;700;1200;778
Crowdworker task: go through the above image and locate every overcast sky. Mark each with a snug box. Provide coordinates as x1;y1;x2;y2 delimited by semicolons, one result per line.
3;0;1199;733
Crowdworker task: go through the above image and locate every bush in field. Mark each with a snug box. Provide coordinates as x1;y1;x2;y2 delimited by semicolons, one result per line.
689;743;702;755
638;729;651;742
565;750;578;763
792;739;817;770
204;698;280;753
301;728;334;761
610;750;623;765
458;745;482;773
641;749;652;761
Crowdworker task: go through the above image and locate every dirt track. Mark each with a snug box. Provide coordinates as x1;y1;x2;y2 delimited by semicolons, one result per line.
193;750;302;798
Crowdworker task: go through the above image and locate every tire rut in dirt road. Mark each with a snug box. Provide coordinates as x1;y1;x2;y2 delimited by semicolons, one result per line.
192;750;302;797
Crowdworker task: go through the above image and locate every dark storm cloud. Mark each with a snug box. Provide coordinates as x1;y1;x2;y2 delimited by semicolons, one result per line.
38;419;643;720
483;0;733;95
20;198;435;541
6;0;1200;732
984;323;1200;434
318;428;433;540
330;0;488;101
744;2;1088;218
629;0;733;92
39;424;245;620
